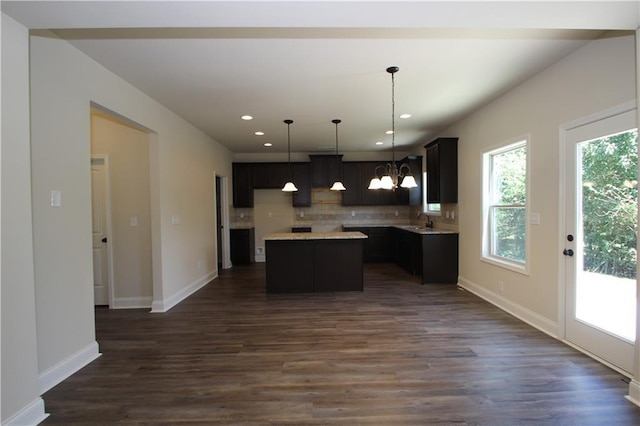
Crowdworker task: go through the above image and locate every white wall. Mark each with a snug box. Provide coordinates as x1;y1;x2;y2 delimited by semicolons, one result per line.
26;31;234;404
451;34;635;334
1;13;47;425
91;111;153;307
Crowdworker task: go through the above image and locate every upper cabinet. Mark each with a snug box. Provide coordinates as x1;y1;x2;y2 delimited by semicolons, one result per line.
291;163;311;207
232;163;254;208
309;155;343;188
341;159;421;206
425;137;458;204
232;162;311;207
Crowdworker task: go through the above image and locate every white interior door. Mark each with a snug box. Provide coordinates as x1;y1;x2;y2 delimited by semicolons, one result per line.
564;108;637;374
91;157;110;306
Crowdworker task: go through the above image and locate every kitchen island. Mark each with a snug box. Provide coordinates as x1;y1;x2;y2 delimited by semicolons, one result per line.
264;231;367;293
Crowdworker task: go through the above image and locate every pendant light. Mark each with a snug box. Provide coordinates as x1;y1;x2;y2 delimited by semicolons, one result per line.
369;66;418;191
281;119;298;192
329;119;346;191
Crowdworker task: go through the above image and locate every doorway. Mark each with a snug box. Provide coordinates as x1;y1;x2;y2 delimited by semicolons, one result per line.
216;175;223;270
91;156;112;306
563;106;637;374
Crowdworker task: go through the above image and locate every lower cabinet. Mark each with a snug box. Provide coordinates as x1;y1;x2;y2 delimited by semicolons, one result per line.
343;226;392;262
230;228;255;265
420;233;459;284
265;238;364;293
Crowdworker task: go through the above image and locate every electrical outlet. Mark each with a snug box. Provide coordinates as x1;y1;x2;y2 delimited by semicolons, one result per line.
300;211;304;218
498;281;504;293
257;247;264;255
351;211;355;217
394;210;398;217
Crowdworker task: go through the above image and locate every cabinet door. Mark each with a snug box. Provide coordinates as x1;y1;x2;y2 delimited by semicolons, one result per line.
232;163;254;207
341;162;361;205
292;163;311;207
439;139;458;203
426;143;440;204
269;163;291;189
252;163;269;189
310;155;328;187
422;233;458;284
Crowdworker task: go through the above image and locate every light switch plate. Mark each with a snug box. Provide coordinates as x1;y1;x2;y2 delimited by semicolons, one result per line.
172;215;180;225
530;213;540;225
50;190;62;207
130;216;138;227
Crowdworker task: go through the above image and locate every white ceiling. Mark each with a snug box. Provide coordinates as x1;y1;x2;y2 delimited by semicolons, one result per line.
3;1;638;154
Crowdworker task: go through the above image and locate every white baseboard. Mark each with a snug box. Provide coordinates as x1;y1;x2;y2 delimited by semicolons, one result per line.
112;296;153;309
38;341;101;394
626;379;640;407
151;269;217;313
457;275;559;338
255;255;265;263
4;397;49;426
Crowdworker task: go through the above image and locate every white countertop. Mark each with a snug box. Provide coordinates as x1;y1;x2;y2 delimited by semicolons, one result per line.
264;231;367;241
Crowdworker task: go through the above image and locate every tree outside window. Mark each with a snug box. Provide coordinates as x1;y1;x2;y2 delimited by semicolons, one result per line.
483;140;527;268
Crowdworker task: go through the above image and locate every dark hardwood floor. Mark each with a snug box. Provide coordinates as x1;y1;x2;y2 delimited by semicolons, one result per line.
43;263;640;425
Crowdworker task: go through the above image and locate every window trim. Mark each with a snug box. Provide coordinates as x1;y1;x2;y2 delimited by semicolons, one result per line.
481;137;530;275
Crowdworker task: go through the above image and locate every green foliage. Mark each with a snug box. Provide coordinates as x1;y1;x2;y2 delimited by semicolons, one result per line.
581;130;638;279
491;144;527;262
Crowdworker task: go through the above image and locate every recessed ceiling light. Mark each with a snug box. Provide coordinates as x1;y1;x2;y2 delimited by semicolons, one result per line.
376;141;384;145
255;131;264;136
400;113;412;119
385;130;394;135
263;142;273;147
241;115;253;120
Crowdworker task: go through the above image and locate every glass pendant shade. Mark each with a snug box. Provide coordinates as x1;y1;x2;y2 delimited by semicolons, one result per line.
380;175;394;190
330;181;346;191
400;174;418;188
368;177;382;190
282;181;298;192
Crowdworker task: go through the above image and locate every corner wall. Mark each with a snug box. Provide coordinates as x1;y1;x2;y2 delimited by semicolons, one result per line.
28;32;233;401
1;13;47;425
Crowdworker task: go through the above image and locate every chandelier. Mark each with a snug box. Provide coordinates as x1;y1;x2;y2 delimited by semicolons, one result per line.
368;66;417;191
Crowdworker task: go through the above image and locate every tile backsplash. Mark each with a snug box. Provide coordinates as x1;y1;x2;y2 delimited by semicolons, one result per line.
231;192;458;232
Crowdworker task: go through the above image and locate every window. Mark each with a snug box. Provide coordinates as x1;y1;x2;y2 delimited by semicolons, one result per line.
422;171;441;214
483;139;528;271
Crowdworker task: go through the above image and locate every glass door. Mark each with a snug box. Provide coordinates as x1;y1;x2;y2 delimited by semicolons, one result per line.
564;108;637;374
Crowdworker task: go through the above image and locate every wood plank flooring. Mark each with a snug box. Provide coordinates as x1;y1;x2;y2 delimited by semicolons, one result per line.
43;263;640;424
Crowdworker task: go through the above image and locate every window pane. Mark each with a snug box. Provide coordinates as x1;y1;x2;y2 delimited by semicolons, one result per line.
491;146;526;205
491;206;526;263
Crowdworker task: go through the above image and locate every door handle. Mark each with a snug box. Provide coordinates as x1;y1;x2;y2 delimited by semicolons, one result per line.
563;248;574;256
101;237;107;243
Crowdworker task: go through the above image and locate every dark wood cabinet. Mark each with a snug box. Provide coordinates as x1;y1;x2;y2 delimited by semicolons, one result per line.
421;233;459;284
292;162;311;207
253;163;291;189
393;227;458;284
425;137;458;204
265;237;364;293
233;162;309;207
341;162;362;206
230;228;255;265
232;163;254;208
393;227;422;275
310;155;343;188
343;226;392;263
403;155;423;206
